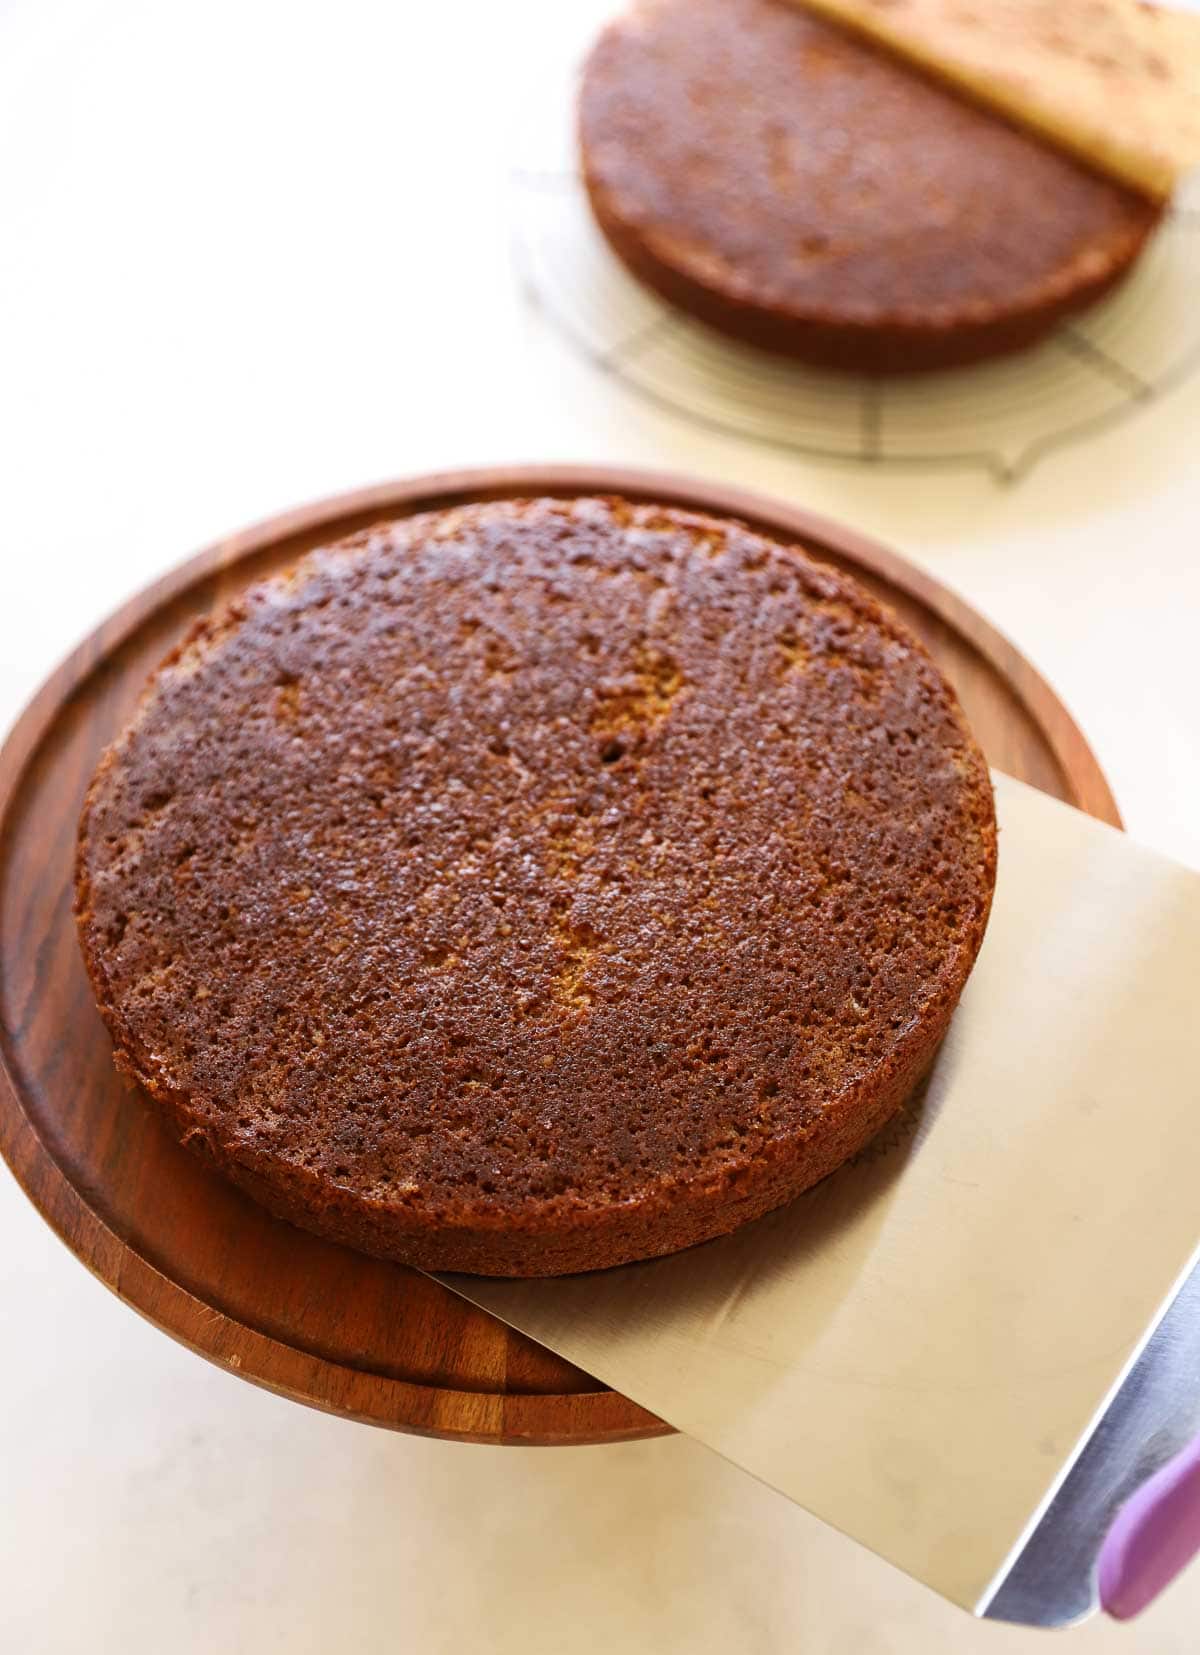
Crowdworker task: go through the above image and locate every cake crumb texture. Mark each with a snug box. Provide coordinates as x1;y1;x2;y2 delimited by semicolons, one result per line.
76;496;996;1274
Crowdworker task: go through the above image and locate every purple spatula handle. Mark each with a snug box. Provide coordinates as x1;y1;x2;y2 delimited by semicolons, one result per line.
1098;1433;1200;1619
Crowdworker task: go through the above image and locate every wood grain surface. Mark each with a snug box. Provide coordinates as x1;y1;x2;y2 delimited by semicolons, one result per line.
0;466;1121;1446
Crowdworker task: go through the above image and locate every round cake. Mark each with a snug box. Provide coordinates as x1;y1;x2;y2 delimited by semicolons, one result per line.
76;496;997;1276
578;0;1162;373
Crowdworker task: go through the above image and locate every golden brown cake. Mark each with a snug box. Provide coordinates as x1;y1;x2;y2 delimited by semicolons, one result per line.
76;496;997;1275
578;0;1162;373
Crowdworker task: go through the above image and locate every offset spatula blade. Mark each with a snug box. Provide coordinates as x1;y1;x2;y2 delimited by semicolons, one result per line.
440;775;1200;1623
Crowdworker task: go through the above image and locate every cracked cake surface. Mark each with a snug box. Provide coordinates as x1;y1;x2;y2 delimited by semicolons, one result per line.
76;495;997;1275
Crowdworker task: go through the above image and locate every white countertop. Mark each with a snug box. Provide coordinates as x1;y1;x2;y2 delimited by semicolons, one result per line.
2;3;1198;1650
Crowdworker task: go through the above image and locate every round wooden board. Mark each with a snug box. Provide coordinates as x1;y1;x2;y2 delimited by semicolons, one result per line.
0;466;1121;1446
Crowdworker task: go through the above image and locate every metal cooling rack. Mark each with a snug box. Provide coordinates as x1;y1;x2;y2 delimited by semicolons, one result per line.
512;78;1200;483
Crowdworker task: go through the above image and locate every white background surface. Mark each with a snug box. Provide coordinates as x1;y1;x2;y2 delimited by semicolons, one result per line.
1;3;1198;1651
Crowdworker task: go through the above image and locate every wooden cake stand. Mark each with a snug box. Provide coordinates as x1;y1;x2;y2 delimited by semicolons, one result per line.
0;467;1120;1445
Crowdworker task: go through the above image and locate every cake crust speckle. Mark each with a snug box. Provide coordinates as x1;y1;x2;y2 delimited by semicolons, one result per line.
76;496;996;1275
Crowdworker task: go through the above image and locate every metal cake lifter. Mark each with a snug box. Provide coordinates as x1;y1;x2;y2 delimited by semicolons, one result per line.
445;775;1200;1626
